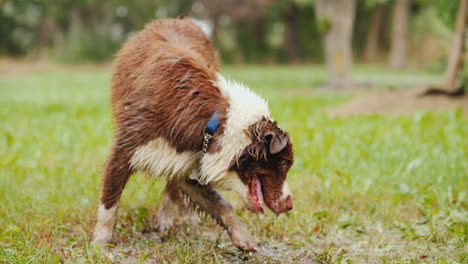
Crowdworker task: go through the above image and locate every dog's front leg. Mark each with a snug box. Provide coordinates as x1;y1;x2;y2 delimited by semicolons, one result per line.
179;179;257;251
155;179;200;232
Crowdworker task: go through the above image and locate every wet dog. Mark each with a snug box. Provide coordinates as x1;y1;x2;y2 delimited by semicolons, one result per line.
93;18;294;251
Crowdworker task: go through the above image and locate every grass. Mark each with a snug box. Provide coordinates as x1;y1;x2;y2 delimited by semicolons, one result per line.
0;64;466;263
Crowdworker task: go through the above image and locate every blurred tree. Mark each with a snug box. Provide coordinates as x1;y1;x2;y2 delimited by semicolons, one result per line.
444;0;467;92
35;1;61;58
282;1;300;63
389;0;410;68
277;0;315;63
315;0;357;88
419;0;467;96
363;0;390;62
0;0;458;67
269;1;321;63
197;0;227;46
227;0;273;63
0;0;40;56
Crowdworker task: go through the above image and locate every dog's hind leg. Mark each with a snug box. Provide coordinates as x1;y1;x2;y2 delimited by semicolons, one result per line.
155;179;200;232
93;144;133;245
179;178;257;252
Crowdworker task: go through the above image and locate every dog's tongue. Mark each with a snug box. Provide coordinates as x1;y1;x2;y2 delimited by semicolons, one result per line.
251;177;264;214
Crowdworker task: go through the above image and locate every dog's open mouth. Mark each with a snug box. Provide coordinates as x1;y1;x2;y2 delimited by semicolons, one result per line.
250;177;264;214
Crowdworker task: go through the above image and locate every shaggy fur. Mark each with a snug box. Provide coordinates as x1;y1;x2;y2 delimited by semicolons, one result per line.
93;18;294;252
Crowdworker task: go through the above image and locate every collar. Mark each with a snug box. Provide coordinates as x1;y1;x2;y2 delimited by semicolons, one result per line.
202;110;221;155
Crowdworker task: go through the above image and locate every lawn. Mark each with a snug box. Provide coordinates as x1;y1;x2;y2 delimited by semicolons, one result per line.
0;64;466;263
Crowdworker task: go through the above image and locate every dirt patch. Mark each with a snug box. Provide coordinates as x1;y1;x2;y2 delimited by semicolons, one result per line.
64;224;461;263
329;87;468;116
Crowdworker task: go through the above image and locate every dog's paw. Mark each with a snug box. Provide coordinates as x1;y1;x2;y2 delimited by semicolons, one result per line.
155;218;174;233
92;230;113;246
230;228;258;252
178;212;200;226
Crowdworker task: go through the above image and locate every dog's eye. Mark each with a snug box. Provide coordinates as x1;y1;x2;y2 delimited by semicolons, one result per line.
252;172;265;178
281;160;288;168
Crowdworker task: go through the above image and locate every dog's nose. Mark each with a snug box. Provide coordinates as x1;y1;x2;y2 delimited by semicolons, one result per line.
284;196;293;211
273;196;294;215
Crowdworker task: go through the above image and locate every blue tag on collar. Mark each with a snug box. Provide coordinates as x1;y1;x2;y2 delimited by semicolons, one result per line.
205;110;221;135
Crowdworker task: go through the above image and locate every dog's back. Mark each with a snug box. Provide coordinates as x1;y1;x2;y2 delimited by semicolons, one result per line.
109;18;228;156
111;18;219;111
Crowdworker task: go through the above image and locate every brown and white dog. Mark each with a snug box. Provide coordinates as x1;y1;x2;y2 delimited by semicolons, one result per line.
93;18;294;251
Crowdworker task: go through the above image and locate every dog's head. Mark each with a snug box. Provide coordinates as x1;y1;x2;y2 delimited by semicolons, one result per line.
228;118;294;215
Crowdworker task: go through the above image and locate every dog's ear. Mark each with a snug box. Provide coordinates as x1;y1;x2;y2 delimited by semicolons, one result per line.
250;119;288;156
265;132;287;154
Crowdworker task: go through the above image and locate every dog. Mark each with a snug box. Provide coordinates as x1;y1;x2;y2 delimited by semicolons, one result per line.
92;18;294;251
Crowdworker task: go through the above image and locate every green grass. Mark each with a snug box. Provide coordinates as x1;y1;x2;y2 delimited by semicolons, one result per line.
0;64;466;263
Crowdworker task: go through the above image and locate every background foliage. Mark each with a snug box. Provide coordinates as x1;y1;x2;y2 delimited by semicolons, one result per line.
0;0;460;66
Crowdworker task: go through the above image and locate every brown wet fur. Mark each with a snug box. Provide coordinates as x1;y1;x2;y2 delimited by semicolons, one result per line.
177;179;258;251
94;18;294;251
100;18;228;210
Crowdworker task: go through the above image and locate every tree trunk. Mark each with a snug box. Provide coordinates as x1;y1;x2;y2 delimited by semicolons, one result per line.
53;30;65;57
211;15;221;46
253;14;267;62
444;0;467;92
233;19;246;64
389;0;410;69
88;4;99;29
33;16;54;61
199;0;225;46
69;7;82;43
283;2;300;63
315;0;357;89
364;4;385;62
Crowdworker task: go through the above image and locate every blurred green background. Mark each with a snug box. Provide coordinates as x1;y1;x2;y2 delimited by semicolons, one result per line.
0;0;461;65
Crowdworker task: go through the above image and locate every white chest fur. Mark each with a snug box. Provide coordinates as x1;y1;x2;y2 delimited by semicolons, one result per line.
130;138;201;179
